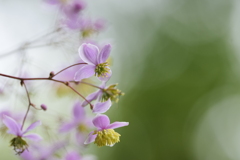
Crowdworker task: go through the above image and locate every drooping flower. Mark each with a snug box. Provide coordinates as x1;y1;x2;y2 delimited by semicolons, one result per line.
82;81;124;107
84;115;129;147
74;43;112;82
3;115;42;154
0;110;24;136
64;17;106;37
59;102;93;144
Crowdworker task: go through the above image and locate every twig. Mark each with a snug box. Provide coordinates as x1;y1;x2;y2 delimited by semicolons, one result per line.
21;81;32;130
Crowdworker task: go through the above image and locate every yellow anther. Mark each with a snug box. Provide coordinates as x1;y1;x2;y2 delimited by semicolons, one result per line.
93;129;120;147
95;62;110;77
77;124;88;133
102;84;124;102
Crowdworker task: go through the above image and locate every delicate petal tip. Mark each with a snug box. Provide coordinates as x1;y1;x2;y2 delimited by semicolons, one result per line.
79;43;99;65
92;99;112;114
98;44;111;64
59;122;76;133
98;68;112;82
107;122;129;129
2;115;21;136
84;131;97;144
22;121;42;135
92;115;110;129
23;133;43;141
65;151;81;160
74;65;95;81
82;90;102;107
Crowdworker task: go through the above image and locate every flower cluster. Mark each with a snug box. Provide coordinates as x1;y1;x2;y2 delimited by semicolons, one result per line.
0;0;129;159
46;0;105;38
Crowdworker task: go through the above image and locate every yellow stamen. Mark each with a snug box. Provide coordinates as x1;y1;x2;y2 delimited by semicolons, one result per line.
95;62;110;77
77;124;88;133
94;129;120;147
102;84;124;102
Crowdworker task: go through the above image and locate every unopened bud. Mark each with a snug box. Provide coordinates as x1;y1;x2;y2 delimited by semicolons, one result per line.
40;104;47;111
49;71;55;78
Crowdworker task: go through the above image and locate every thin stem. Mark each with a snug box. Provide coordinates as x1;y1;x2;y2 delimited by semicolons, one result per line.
67;85;93;109
52;63;87;78
0;72;93;108
21;81;32;130
0;28;61;58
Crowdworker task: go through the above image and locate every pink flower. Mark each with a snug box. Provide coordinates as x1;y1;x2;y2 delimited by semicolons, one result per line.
82;82;123;107
84;115;129;147
62;0;86;20
64;17;105;34
3;115;42;140
74;43;112;82
59;102;93;144
3;115;42;154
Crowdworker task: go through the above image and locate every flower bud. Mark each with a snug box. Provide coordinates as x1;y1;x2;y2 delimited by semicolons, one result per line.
49;71;55;78
41;104;47;111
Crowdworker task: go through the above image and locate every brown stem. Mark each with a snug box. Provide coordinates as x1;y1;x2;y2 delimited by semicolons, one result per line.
21;81;32;130
67;85;93;109
0;73;93;108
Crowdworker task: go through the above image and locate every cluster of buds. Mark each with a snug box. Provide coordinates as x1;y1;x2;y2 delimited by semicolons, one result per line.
0;0;129;159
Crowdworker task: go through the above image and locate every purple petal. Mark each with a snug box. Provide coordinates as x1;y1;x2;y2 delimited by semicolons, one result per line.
107;122;129;129
2;115;21;136
98;44;111;64
21;150;34;160
65;151;81;160
74;65;95;81
75;132;85;145
84;131;97;144
59;122;76;132
41;142;66;159
82;90;102;107
22;121;41;135
92;99;112;114
73;101;85;121
79;43;99;65
92;115;110;129
23;133;42;141
98;68;112;82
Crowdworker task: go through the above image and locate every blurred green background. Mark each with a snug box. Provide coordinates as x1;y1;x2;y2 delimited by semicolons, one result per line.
94;0;240;159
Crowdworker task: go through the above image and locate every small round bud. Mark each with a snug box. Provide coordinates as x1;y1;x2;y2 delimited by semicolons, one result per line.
49;71;55;78
65;81;69;86
41;104;47;111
